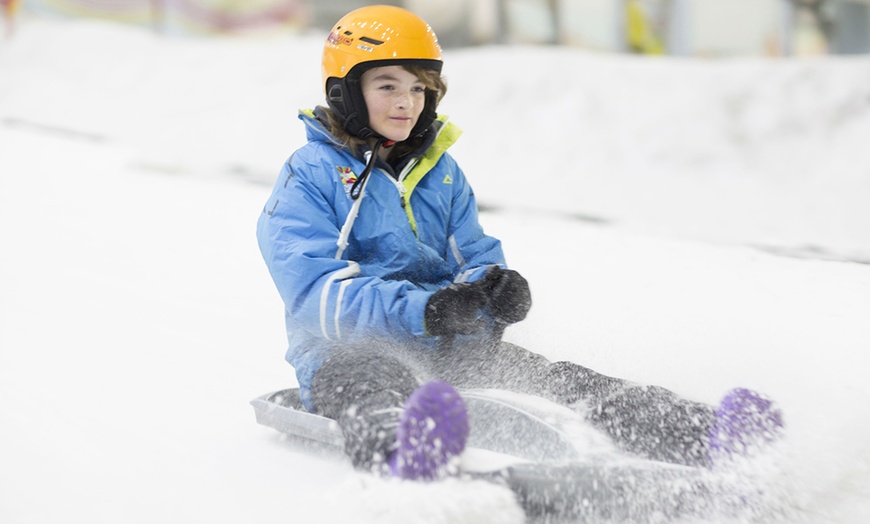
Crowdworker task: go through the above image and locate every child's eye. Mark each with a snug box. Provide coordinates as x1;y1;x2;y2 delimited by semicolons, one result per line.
412;86;426;93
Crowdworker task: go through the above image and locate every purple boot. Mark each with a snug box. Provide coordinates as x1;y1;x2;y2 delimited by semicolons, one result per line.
390;380;469;481
710;388;784;461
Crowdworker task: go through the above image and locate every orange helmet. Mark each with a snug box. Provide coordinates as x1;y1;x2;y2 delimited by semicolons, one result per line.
321;5;443;139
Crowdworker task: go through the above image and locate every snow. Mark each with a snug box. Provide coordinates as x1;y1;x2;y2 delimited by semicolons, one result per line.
2;17;870;523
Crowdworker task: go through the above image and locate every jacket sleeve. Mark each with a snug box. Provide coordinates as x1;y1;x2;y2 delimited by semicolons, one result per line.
442;156;506;283
256;151;431;344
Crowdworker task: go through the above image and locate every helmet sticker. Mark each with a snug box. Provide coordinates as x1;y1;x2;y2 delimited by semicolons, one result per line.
327;30;353;47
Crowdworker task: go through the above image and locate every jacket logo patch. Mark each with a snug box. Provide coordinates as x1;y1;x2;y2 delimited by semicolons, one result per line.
337;166;358;197
442;174;453;185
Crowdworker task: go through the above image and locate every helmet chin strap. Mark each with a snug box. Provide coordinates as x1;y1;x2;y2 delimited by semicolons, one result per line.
335;137;397;259
349;138;395;201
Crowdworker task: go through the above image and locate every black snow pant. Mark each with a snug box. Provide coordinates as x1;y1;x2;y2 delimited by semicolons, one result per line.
310;337;716;474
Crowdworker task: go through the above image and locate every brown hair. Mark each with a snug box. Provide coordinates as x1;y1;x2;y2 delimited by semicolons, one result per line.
322;65;447;159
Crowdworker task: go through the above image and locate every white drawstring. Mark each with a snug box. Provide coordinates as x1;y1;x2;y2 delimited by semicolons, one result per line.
335;150;375;260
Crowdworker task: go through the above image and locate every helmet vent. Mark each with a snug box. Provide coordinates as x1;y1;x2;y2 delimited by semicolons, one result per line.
359;37;384;46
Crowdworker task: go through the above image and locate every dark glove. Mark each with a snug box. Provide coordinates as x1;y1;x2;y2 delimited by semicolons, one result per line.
424;282;489;336
480;266;531;324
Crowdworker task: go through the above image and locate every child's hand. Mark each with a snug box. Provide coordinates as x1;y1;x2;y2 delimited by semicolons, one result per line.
424;282;488;336
481;266;531;325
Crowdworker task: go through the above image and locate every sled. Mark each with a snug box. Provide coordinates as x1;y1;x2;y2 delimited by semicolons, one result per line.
251;388;734;522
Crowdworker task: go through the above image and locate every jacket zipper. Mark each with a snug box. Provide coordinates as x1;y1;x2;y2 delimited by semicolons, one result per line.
380;158;418;208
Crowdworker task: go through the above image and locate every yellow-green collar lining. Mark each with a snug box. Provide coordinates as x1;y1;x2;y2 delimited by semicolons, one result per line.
402;115;462;234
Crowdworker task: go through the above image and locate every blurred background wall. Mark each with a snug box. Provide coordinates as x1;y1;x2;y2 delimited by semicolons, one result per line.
5;0;870;55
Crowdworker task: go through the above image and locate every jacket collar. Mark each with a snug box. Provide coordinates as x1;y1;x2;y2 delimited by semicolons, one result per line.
299;107;451;164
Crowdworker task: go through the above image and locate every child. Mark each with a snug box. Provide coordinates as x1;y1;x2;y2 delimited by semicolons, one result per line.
256;5;782;480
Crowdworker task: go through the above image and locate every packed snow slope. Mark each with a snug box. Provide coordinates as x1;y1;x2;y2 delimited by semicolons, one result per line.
2;18;870;524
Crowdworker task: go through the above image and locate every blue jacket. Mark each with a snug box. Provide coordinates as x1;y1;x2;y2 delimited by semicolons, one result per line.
256;109;505;410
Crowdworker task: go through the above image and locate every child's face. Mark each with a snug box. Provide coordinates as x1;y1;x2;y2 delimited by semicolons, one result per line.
361;66;426;143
